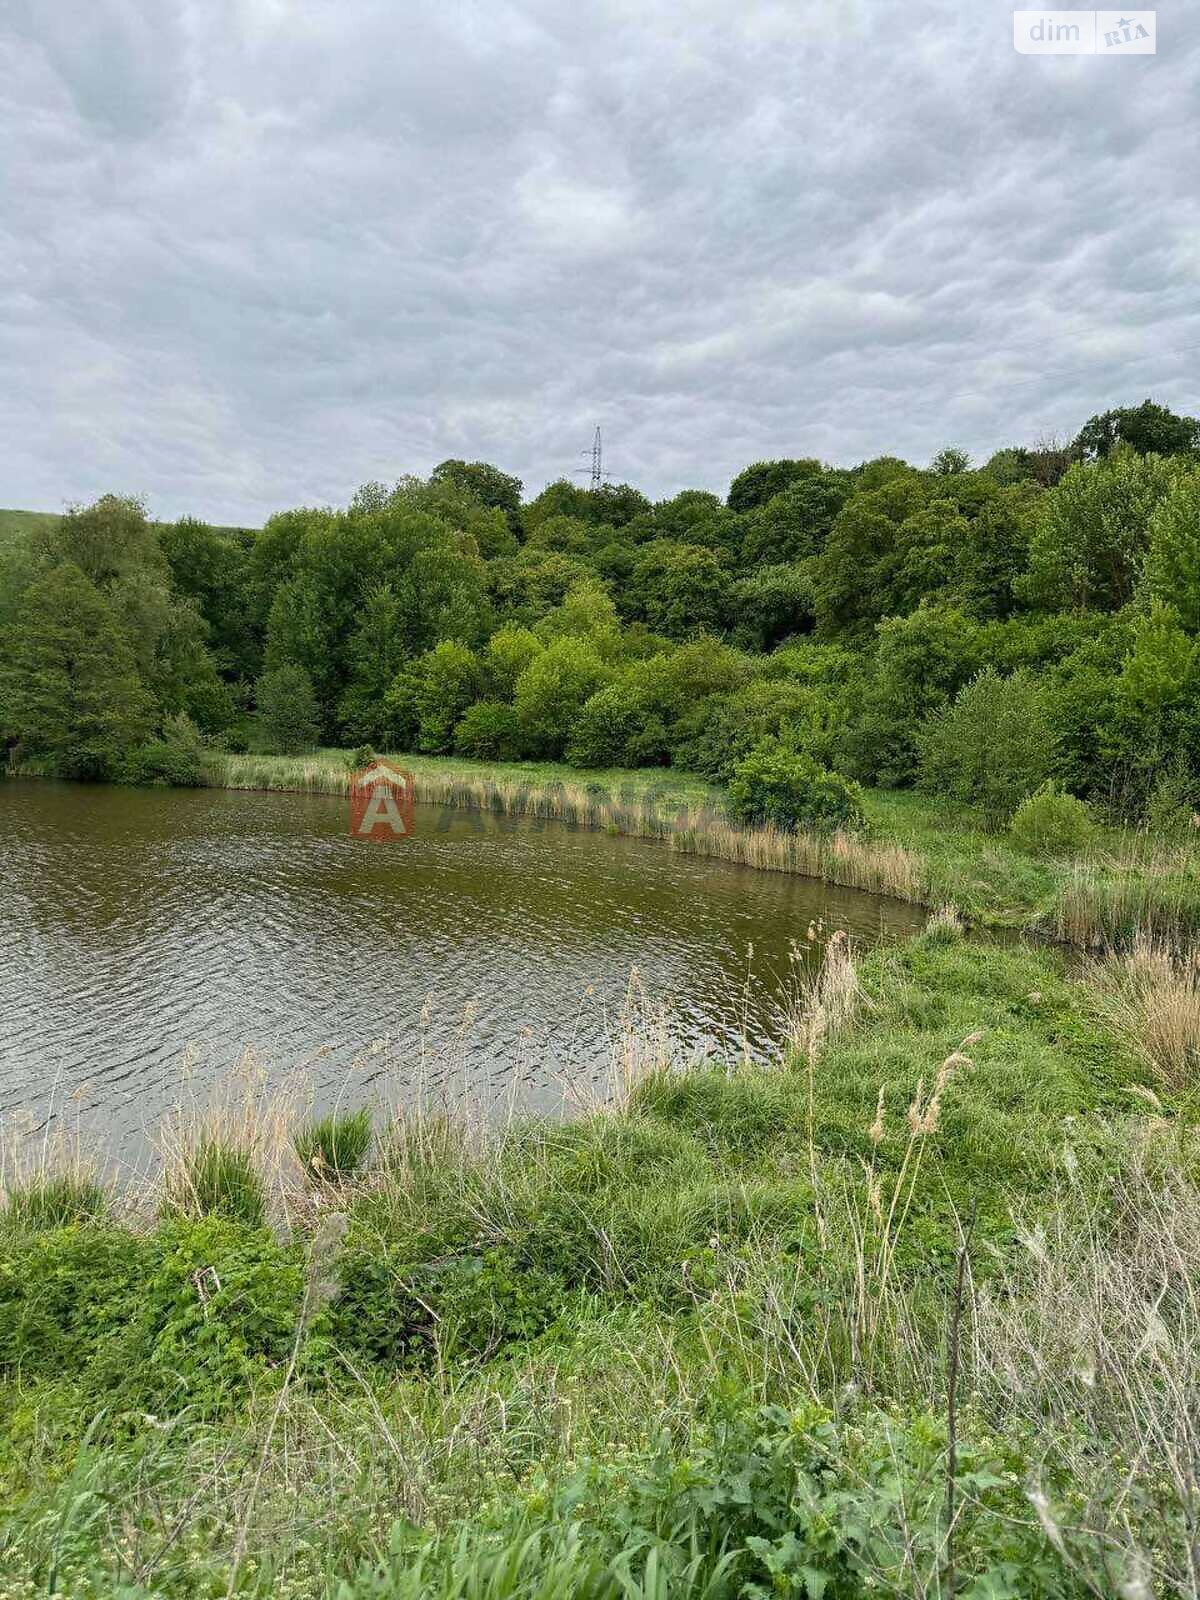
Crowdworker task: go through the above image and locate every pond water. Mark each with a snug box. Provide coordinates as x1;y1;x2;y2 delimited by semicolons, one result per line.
0;780;925;1157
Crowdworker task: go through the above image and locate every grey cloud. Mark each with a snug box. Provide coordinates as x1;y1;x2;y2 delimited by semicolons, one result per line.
0;0;1197;525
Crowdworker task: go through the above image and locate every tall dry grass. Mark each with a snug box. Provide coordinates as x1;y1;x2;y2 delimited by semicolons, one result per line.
1048;841;1200;951
1085;933;1200;1091
969;1136;1200;1598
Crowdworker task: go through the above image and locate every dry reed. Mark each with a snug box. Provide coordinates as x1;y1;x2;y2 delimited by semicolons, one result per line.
1084;933;1200;1091
206;752;932;907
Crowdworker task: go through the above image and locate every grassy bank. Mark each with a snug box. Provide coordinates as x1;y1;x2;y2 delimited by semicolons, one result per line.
204;748;1200;947
1;929;1196;1597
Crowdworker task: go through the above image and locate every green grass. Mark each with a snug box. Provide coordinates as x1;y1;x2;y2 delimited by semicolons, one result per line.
294;1108;374;1184
0;1172;107;1231
0;507;62;546
1;932;1189;1596
163;1137;267;1227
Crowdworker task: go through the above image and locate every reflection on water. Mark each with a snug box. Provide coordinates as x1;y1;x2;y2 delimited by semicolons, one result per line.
0;779;925;1153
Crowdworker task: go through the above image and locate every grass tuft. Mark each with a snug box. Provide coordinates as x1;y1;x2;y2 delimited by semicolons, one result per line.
163;1136;267;1227
1085;933;1200;1091
294;1108;373;1184
2;1172;107;1230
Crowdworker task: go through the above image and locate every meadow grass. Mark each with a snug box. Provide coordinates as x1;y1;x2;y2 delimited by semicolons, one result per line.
2;931;1194;1596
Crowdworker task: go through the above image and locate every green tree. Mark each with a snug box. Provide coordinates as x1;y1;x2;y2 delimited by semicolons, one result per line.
489;549;592;627
739;471;852;568
931;446;971;475
159;517;258;680
430;459;523;523
535;579;622;657
413;641;482;754
453;701;525;761
809;472;927;636
727;459;821;514
524;515;593;556
34;494;165;588
1075;398;1200;461
729;565;814;651
0;563;152;777
1021;449;1183;612
255;663;321;754
484;625;544;699
1144;469;1200;632
918;669;1056;825
1112;602;1199;776
838;604;981;787
263;512;395;732
513;637;610;758
628;542;731;638
337;584;409;744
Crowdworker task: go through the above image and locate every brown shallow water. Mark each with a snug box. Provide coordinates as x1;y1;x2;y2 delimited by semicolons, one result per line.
0;780;925;1155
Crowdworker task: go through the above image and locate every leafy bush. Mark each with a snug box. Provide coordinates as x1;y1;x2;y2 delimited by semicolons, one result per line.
105;1217;305;1414
727;740;864;833
164;1138;266;1228
0;1226;148;1378
675;677;847;783
453;700;526;761
294;1108;373;1184
918;668;1056;826
121;712;207;786
414;641;482;754
513;637;611;758
567;682;669;769
1009;783;1094;857
255;662;321;754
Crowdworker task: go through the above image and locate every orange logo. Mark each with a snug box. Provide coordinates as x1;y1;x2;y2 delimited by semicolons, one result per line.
349;761;415;841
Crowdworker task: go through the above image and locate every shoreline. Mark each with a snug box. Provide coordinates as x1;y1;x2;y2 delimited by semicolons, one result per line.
9;748;1200;949
200;750;1200;950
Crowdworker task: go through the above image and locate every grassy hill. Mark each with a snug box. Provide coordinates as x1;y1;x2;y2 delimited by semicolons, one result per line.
0;508;61;545
0;507;258;544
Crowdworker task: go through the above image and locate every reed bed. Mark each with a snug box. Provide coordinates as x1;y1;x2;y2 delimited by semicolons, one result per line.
1046;858;1200;950
1084;932;1200;1090
205;751;934;907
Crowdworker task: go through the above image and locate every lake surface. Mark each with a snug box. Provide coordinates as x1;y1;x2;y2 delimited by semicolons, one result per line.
0;780;925;1157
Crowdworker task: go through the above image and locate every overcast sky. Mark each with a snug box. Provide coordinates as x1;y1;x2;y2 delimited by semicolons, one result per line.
1;0;1197;526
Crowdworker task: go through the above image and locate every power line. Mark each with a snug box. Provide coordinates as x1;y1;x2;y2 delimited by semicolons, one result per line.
573;425;609;490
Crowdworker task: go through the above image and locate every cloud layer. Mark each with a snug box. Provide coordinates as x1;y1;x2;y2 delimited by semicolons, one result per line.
2;0;1197;524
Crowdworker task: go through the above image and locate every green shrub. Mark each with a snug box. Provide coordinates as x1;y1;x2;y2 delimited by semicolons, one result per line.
918;667;1056;826
513;637;611;758
1009;782;1094;857
103;1217;305;1414
121;712;207;786
0;1227;148;1378
294;1108;373;1184
453;700;526;761
255;662;321;754
415;641;482;755
567;682;669;768
164;1139;266;1228
727;740;864;833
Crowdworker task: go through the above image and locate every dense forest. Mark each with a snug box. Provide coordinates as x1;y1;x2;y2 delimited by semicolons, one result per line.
3;395;1199;833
